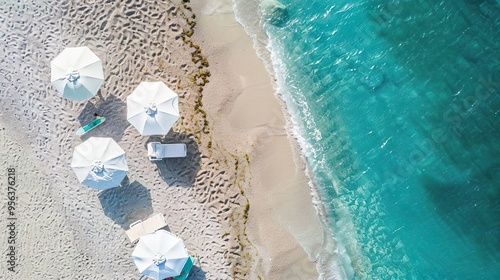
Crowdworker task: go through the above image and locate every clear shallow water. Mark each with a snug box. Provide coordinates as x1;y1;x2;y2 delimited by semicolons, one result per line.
234;0;500;279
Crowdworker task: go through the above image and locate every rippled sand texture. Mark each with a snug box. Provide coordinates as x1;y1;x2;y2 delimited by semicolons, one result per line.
0;0;252;279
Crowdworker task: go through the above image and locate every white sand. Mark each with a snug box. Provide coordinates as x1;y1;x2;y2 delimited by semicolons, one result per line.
191;1;332;279
0;0;332;279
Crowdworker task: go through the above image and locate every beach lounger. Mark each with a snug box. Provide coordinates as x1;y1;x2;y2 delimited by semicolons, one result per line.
125;213;168;243
147;142;187;161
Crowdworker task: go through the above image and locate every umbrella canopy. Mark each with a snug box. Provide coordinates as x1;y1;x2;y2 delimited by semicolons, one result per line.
71;137;128;190
127;82;180;136
51;46;104;101
132;230;189;279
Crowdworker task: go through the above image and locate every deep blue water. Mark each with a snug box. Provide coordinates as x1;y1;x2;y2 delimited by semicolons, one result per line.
235;0;499;279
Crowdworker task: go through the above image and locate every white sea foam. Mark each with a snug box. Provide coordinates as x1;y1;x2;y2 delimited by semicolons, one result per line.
233;0;500;278
232;0;350;279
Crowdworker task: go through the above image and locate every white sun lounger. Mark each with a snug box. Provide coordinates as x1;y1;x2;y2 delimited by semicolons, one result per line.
147;142;187;161
125;213;168;243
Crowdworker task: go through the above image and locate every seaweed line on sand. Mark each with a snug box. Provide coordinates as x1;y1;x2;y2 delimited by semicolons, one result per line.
179;1;257;278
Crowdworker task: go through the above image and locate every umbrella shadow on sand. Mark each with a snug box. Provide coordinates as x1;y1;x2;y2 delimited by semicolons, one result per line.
148;131;201;188
187;265;207;280
76;94;129;142
97;176;154;229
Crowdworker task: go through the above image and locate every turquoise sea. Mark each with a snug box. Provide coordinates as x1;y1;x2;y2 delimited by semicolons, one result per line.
234;0;499;279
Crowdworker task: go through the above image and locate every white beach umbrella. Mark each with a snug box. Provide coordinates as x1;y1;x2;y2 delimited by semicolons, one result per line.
127;81;180;136
132;230;189;279
51;46;104;101
71;137;128;190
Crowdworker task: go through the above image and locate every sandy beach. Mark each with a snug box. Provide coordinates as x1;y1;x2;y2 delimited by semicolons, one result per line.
0;0;327;279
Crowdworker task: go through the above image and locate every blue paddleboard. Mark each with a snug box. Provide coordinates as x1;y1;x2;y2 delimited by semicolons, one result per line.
76;117;106;135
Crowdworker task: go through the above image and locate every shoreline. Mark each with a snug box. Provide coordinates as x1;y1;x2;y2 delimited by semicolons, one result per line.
191;1;330;278
0;0;337;279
